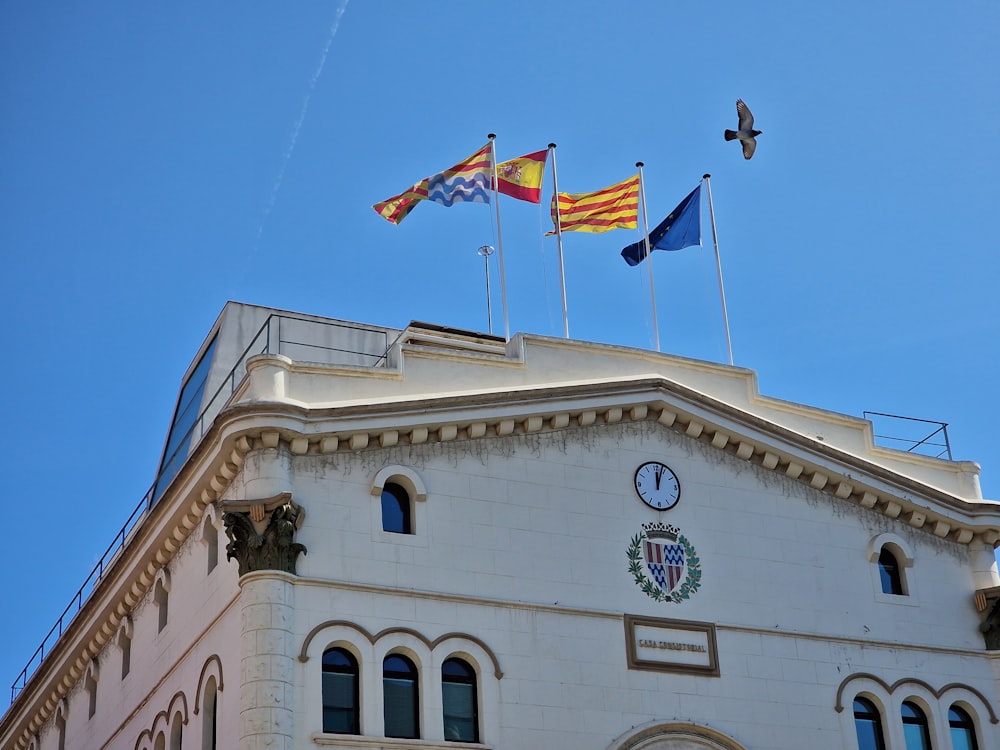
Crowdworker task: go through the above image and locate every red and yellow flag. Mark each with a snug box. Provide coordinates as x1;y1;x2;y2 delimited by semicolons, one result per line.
495;150;547;203
551;174;639;233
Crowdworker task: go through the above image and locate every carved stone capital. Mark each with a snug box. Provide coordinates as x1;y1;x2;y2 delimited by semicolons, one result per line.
223;494;306;576
975;586;1000;650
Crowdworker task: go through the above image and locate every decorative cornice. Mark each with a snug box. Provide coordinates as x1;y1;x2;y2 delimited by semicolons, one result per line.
212;382;999;547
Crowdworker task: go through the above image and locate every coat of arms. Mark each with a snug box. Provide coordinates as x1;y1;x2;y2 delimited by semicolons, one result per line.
627;522;701;603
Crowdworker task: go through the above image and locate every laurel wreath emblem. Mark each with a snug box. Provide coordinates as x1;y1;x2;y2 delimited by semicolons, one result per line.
627;530;702;603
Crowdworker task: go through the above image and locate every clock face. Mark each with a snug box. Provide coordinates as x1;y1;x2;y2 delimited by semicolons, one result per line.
634;461;681;510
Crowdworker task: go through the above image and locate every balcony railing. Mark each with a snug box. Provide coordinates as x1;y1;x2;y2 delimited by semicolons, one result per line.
9;313;391;704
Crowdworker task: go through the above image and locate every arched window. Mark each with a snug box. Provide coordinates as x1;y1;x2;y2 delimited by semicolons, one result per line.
853;697;887;750
878;547;904;595
442;658;478;743
169;710;183;750
201;675;218;750
901;701;932;750
383;654;419;739
322;648;359;734
949;705;979;750
381;483;412;534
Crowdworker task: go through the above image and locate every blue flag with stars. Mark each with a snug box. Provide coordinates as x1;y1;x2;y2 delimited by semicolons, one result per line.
621;185;702;266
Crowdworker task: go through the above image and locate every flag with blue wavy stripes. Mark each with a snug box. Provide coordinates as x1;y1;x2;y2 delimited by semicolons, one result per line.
373;143;492;223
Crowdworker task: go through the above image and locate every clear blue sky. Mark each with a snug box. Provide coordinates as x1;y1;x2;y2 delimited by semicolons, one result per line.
2;1;998;699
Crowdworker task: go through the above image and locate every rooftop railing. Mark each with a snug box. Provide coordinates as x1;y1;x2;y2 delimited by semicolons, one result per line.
863;411;952;460
9;313;391;705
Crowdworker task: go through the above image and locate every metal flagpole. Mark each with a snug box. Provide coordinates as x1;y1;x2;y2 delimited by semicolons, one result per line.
477;245;495;335
548;143;570;338
703;173;734;365
636;162;660;352
488;134;511;341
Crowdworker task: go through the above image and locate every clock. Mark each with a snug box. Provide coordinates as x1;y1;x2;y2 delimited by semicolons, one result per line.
634;461;681;510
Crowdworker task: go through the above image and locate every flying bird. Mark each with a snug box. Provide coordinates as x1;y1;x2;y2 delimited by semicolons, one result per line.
724;99;761;160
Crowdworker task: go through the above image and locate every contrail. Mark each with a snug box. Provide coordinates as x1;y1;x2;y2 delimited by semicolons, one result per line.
255;0;350;244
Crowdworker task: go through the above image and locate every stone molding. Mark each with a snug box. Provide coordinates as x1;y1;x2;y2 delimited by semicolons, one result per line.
221;397;997;548
833;672;998;724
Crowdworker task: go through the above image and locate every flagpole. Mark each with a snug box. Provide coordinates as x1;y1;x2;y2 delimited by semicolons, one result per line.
703;173;733;365
636;162;660;352
488;134;511;341
548;143;570;338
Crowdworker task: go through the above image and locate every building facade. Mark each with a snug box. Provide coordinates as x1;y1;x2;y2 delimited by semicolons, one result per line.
3;301;1000;750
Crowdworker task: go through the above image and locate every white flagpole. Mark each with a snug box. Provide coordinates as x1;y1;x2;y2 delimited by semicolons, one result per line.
488;134;511;341
636;162;660;352
703;173;733;365
548;143;570;338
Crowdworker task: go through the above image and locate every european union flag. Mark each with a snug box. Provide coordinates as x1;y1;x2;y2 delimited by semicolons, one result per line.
621;185;702;266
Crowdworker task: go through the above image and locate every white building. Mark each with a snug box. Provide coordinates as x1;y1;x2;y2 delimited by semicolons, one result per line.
3;301;999;750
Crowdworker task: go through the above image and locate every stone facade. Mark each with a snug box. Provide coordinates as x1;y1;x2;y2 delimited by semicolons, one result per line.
2;302;998;750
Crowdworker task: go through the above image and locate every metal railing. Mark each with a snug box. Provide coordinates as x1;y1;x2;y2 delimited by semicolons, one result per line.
9;313;391;704
863;411;952;460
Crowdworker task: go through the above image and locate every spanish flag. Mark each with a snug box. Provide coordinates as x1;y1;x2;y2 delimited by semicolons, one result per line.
495;150;547;203
551;174;639;233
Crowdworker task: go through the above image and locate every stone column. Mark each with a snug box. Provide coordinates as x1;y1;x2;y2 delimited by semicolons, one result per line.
224;495;307;750
240;572;296;750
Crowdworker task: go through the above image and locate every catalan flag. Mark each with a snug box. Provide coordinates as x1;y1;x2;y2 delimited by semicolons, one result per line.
373;144;492;224
551;174;640;233
495;150;547;203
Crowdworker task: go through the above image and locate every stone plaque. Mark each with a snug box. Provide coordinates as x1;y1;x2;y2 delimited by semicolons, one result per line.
624;614;720;676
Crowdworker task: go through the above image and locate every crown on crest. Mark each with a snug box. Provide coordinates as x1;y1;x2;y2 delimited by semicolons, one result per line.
642;522;679;541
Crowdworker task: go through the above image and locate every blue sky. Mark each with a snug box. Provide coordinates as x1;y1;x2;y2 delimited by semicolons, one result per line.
2;1;998;700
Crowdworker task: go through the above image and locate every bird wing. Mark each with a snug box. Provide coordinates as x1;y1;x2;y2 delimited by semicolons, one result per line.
736;99;754;130
741;136;757;160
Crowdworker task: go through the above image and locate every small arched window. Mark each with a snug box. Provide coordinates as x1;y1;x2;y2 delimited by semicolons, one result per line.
853;697;887;750
878;547;904;595
949;705;979;750
322;648;360;734
381;483;412;534
442;658;478;743
169;711;183;750
383;654;419;739
201;675;218;750
901;701;932;750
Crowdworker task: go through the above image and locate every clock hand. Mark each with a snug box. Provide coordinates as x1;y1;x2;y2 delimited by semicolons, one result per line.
655;465;662;490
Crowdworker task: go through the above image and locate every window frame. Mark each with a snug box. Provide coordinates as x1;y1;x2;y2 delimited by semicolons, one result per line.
383;653;420;739
853;696;887;750
381;482;413;535
900;700;932;750
878;547;905;596
948;705;980;750
322;647;360;735
441;657;479;743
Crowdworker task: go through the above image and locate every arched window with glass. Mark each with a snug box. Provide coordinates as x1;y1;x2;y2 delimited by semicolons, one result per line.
381;483;412;534
383;654;419;739
901;700;932;750
853;697;887;750
878;547;904;595
322;647;360;734
442;658;479;743
949;705;979;750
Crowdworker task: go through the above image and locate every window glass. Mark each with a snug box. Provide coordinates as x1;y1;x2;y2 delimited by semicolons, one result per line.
381;483;412;534
949;706;979;750
322;648;359;734
853;697;887;750
878;547;904;595
383;654;419;738
901;701;932;750
154;335;218;502
442;658;478;742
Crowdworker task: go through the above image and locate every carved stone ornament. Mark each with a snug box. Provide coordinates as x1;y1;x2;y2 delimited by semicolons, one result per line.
223;493;307;576
974;586;1000;650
